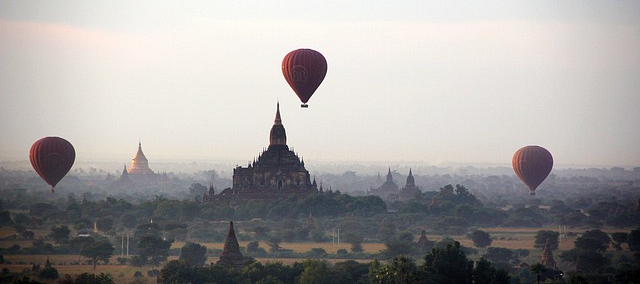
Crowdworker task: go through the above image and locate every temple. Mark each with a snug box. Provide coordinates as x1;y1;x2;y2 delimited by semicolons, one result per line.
128;142;154;176
217;221;244;269
540;239;557;269
368;168;421;201
115;142;168;186
204;103;317;201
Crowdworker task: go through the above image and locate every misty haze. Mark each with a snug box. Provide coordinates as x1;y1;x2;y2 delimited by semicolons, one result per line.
1;1;639;284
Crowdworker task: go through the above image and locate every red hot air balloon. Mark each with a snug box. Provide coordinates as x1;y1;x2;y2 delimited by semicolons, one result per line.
282;48;327;108
29;137;75;193
512;145;553;195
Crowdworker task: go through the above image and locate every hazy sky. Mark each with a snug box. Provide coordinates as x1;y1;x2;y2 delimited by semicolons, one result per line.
1;1;639;168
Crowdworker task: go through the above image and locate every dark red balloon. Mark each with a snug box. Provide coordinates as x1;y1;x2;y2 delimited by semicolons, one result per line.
512;145;553;195
29;137;75;192
282;48;327;107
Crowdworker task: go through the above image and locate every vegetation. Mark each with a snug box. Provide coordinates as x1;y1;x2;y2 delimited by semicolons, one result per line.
1;165;640;283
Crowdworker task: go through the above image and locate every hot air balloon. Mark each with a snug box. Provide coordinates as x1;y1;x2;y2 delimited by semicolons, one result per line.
282;48;327;108
29;137;75;193
512;145;553;195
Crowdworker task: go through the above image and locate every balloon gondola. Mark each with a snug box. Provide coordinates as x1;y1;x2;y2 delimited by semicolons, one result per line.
512;145;553;196
29;137;75;193
281;48;327;108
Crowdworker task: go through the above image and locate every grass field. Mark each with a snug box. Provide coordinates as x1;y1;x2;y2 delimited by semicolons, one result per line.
2;226;632;284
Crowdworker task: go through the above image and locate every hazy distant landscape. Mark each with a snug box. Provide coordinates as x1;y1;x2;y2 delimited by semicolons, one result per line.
2;158;639;283
2;1;640;283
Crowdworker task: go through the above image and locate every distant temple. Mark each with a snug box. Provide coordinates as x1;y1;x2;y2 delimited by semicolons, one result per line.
217;221;244;269
400;168;421;201
415;229;434;250
540;239;557;269
115;142;167;185
368;168;420;201
128;142;154;176
204;103;317;201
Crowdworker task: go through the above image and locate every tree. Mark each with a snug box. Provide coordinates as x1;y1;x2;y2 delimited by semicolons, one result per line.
559;249;610;273
49;225;71;244
58;272;115;284
299;260;332;284
189;183;208;199
469;230;492;248
628;228;640;251
95;218;114;233
530;263;547;284
534;230;559;250
611;232;628;250
38;266;59;281
137;235;173;267
157;260;196;284
483;247;518;265
423;241;474;284
267;236;281;253
575;229;611;252
344;233;364;253
179;242;207;267
81;240;114;269
383;234;414;259
474;258;508;284
0;210;13;227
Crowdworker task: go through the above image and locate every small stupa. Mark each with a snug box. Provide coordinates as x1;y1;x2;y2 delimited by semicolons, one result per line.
540;239;557;269
415;230;433;250
217;221;244;269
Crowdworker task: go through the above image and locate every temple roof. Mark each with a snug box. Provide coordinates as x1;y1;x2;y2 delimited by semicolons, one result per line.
132;142;148;162
269;103;287;148
406;168;415;187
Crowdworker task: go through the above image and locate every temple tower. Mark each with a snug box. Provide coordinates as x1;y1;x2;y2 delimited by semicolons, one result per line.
541;239;557;269
269;102;287;148
217;221;244;269
128;142;154;176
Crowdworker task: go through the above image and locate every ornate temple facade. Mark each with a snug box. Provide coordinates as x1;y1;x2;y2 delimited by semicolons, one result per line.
204;103;317;201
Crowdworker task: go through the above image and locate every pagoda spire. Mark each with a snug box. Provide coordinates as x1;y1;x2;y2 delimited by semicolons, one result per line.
274;101;282;125
269;102;287;147
217;221;244;269
406;168;415;188
541;239;557;269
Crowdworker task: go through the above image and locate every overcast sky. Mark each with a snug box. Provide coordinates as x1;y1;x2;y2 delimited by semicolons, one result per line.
1;1;639;169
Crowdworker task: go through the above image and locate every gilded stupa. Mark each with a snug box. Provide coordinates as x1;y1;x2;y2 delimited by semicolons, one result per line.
128;142;154;176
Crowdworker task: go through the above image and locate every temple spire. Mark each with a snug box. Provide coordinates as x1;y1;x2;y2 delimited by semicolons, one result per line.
269;102;287;147
217;221;244;269
274;102;282;125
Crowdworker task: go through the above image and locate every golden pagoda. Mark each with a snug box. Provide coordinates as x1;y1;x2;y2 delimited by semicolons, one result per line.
128;142;154;176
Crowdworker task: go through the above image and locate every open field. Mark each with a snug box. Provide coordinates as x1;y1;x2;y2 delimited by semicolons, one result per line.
2;226;634;284
171;241;385;254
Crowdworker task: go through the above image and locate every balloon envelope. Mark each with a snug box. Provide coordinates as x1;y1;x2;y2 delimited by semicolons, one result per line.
282;48;327;107
512;145;553;195
29;137;75;192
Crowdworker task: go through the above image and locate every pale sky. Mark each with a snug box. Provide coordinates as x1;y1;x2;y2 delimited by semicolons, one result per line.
1;1;639;168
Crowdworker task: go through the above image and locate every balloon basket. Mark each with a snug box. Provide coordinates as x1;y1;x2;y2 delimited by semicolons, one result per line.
301;104;309;108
